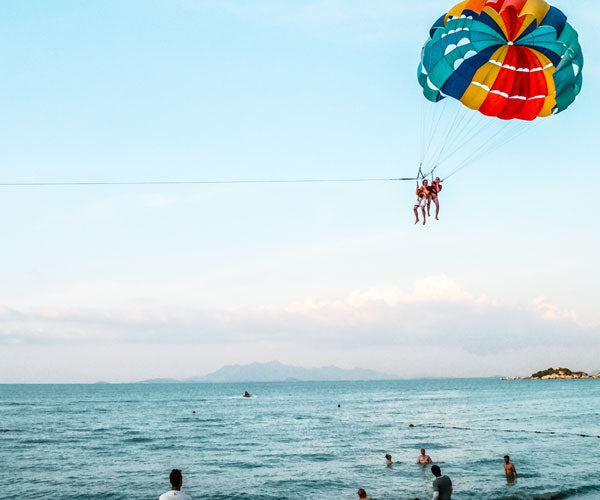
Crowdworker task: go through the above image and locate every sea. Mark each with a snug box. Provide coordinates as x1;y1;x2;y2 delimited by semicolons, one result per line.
0;379;599;500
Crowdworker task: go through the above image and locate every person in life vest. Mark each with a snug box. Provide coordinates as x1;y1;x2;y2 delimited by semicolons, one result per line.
427;177;442;221
414;180;430;225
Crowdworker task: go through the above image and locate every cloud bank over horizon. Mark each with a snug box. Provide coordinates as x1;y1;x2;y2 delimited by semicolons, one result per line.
1;275;597;383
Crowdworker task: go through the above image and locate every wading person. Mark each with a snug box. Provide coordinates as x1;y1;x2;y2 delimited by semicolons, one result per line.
504;455;518;482
159;469;192;500
431;464;452;500
417;448;432;465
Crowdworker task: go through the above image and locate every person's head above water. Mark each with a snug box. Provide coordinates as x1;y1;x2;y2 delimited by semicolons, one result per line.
431;465;441;477
385;453;392;460
420;448;426;455
169;469;183;490
357;488;368;498
504;455;510;463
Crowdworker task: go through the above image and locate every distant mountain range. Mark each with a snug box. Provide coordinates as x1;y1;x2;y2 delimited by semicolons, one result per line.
137;360;397;383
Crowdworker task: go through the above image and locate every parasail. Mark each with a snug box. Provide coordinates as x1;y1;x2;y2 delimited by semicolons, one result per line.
416;0;583;178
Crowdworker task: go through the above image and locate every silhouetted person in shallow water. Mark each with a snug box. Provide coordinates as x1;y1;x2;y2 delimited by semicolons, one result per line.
431;464;452;500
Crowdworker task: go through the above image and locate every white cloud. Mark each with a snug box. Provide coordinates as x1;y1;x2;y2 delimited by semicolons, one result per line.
1;275;595;348
1;275;599;381
532;296;580;324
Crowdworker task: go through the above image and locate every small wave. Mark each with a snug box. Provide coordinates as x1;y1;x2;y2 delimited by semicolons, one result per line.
552;483;600;500
63;493;125;500
18;438;56;444
219;461;264;469
84;399;141;404
208;493;279;500
298;453;334;462
272;436;295;443
190;417;223;423
123;436;154;443
1;402;30;406
415;423;600;439
496;482;600;500
471;458;509;466
486;417;522;422
399;442;454;450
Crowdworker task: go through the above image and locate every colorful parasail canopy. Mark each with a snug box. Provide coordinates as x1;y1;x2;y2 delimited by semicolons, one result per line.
417;0;583;121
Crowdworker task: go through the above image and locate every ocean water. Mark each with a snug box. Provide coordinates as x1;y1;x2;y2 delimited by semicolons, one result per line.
0;379;599;500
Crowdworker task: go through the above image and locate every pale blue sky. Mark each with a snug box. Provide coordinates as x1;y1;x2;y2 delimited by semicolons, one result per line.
1;0;599;382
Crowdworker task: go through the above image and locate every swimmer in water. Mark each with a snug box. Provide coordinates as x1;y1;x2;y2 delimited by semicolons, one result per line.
504;455;517;482
385;453;392;466
417;448;432;465
357;488;373;500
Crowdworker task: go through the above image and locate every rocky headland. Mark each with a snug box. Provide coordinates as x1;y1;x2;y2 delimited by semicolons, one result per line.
503;367;600;380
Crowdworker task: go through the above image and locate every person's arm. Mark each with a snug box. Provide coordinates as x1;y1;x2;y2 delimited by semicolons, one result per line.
512;464;518;477
432;479;439;500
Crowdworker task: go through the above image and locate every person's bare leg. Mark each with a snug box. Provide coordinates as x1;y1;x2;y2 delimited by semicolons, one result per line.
433;197;440;220
427;199;431;217
421;206;426;225
414;205;419;224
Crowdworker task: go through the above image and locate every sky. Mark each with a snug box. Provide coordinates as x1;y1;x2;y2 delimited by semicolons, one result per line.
1;0;599;383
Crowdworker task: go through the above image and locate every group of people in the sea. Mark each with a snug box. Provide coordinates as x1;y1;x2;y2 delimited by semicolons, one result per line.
413;177;442;225
158;453;518;499
356;450;518;500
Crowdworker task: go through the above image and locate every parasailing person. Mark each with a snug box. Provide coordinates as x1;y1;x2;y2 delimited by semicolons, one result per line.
428;176;443;221
416;0;583;214
414;179;430;225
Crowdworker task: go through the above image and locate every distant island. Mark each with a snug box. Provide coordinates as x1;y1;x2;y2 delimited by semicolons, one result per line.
135;360;397;384
503;367;600;380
